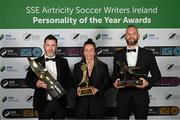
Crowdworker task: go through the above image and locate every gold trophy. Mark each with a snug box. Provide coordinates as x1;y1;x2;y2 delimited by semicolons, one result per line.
116;61;146;87
78;63;94;96
27;57;66;98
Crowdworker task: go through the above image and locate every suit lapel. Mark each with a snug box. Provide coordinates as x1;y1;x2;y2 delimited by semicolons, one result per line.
135;47;142;67
38;55;45;67
55;56;61;82
123;48;128;65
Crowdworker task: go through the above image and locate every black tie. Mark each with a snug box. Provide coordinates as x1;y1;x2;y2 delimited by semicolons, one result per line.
127;49;136;53
45;58;56;61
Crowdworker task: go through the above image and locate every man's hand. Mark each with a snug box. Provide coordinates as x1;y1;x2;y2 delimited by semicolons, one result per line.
113;79;124;89
36;80;47;89
136;78;149;88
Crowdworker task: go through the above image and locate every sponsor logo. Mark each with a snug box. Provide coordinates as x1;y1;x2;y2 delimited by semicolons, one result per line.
168;33;180;40
3;65;18;72
161;47;180;56
143;33;148;40
55;47;125;57
0;34;5;40
25;95;33;103
148;106;179;115
144;46;180;56
96;33;112;40
96;47;114;56
3;110;11;117
157;77;180;86
2;96;8;102
119;33;126;40
142;33;159;40
1;79;9;88
1;96;19;103
56;47;83;57
0;34;16;41
166;64;180;71
53;33;65;41
71;33;88;41
164;93;180;101
23;33;40;41
1;79;28;88
0;65;6;72
0;48;7;56
96;48;103;55
0;47;42;57
3;109;38;118
97;47;125;56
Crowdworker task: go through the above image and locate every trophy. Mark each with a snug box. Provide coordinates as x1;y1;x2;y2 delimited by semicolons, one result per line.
27;57;66;98
78;63;94;96
116;61;147;87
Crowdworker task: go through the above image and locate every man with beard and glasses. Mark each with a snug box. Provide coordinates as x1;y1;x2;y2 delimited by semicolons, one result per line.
26;34;73;120
112;25;161;120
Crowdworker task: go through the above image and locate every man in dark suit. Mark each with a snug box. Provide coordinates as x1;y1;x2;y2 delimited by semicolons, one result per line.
26;34;72;119
112;25;161;120
73;39;110;119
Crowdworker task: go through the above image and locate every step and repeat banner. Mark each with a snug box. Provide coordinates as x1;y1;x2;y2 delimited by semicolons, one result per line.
0;0;180;119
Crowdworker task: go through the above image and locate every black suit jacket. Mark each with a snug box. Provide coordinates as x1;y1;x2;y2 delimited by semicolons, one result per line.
112;47;161;105
73;59;110;115
26;55;72;111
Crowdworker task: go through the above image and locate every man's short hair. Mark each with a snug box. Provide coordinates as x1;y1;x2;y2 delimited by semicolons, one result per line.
44;34;57;44
126;25;138;32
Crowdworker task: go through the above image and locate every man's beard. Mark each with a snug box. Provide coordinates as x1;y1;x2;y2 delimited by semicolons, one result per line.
45;52;55;57
126;39;138;46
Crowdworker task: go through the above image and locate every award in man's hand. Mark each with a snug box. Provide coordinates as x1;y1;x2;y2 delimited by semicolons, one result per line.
116;61;146;87
27;57;66;98
78;63;94;96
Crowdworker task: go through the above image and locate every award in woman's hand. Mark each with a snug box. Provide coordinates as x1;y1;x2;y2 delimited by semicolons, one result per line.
78;63;94;96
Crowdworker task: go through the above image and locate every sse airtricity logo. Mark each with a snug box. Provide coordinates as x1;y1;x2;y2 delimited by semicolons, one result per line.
0;47;42;57
0;34;5;40
142;33;159;40
96;33;112;41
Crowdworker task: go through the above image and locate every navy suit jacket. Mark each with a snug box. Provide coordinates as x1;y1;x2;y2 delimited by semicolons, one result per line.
26;55;73;111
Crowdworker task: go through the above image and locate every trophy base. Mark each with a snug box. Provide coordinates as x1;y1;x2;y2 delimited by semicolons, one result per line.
119;80;143;87
79;86;94;96
48;87;66;99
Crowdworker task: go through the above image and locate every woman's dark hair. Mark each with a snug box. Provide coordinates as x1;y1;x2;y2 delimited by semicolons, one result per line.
81;38;97;62
44;34;57;44
83;38;96;50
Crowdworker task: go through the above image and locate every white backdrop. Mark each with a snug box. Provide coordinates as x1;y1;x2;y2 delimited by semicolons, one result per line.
0;28;180;119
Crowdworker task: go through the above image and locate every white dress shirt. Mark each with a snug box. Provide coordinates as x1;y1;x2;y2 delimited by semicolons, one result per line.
45;55;57;100
126;46;139;67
